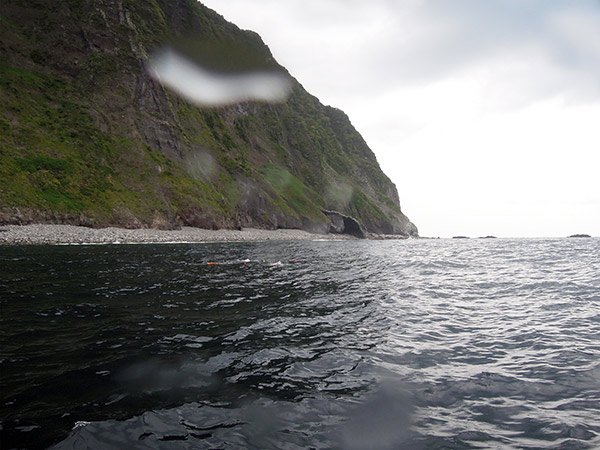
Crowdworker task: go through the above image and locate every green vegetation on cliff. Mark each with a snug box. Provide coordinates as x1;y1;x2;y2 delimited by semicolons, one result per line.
0;0;417;235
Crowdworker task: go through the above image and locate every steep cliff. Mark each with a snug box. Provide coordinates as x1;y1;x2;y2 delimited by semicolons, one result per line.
0;0;418;236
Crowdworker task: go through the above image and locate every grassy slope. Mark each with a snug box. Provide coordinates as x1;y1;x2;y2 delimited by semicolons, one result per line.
0;0;417;235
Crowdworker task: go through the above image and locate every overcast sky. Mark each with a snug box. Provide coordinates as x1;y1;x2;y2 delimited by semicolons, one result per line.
200;0;600;237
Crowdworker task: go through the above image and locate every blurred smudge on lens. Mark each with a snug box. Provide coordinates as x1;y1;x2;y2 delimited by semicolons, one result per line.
148;48;291;106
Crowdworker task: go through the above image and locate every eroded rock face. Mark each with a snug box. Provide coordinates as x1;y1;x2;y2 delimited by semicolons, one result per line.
323;210;367;238
0;207;97;228
395;219;419;237
327;211;345;234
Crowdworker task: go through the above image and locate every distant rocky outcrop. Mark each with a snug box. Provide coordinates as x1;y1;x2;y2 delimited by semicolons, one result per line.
0;0;417;236
568;234;591;238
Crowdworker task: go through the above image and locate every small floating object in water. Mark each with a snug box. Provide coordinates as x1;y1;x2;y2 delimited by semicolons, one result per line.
207;262;218;265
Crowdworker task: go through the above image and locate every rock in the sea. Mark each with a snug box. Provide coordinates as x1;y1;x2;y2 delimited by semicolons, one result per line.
568;234;591;238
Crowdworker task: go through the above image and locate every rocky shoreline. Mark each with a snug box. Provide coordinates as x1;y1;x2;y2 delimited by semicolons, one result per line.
0;224;362;246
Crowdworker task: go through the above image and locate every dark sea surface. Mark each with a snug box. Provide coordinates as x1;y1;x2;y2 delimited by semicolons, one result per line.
1;238;599;449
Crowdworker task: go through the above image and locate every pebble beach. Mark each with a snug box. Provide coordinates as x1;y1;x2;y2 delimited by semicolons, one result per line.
0;224;355;246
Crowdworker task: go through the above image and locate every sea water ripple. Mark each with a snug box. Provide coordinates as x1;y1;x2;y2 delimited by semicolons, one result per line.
1;238;599;449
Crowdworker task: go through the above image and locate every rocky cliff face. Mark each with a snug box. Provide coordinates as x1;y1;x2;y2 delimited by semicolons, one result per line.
0;0;418;236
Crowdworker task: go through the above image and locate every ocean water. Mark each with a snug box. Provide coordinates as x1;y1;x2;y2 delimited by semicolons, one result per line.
1;238;599;449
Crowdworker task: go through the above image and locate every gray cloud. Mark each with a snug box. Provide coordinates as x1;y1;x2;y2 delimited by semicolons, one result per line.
202;0;600;86
355;0;600;98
